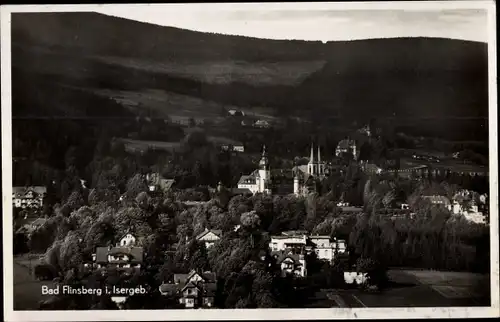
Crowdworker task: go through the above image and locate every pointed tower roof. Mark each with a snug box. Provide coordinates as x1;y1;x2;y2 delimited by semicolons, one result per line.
309;142;315;164
317;145;321;163
259;145;269;168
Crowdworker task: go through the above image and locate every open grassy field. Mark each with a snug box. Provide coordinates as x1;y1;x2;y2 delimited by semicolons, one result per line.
94;56;327;86
90;88;230;120
13;254;55;310
119;138;183;153
324;269;490;308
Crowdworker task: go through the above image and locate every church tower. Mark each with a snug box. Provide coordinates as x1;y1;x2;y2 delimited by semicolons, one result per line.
318;145;325;177
293;173;300;196
308;143;317;176
258;145;271;194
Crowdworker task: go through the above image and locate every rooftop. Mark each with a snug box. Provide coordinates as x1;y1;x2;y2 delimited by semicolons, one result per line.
13;186;47;197
95;246;144;264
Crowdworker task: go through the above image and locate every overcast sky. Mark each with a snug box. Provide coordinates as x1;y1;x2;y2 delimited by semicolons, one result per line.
97;4;488;43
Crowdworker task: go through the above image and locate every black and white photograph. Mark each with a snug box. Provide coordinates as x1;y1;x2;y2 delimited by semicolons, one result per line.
1;1;498;320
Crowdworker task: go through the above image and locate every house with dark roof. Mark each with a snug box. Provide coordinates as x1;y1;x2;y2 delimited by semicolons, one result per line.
195;228;222;249
12;186;47;209
271;250;307;277
159;270;217;309
335;138;358;160
93;245;144;274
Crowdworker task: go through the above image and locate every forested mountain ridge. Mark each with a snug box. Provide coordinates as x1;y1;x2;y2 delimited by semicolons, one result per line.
11;12;488;124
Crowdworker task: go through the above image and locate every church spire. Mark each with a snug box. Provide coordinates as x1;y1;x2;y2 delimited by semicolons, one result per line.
309;142;315;163
317;145;321;163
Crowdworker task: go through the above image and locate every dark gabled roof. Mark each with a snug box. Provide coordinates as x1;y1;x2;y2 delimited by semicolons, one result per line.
237;175;257;185
173;270;217;285
159;283;180;295
181;281;201;293
12;186;47;198
230;188;253;195
281;230;308;236
160;179;175;191
271;250;303;264
95;246;144;264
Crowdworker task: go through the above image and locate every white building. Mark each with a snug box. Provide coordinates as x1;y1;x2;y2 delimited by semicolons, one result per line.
195;228;222;249
119;233;137;247
237;145;272;195
12;186;47;209
344;272;368;285
233;145;245;153
269;234;307;252
293;143;327;196
310;236;347;261
269;232;346;262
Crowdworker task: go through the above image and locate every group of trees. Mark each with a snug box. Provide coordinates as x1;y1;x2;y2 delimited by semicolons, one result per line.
12;117;490;309
20;163;489;309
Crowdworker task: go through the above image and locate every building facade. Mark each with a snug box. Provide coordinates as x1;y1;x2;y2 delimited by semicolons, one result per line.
12;186;47;209
271;250;307;277
237;146;272;194
293;143;328;196
195;228;222;249
159;270;217;309
269;231;347;262
90;233;143;274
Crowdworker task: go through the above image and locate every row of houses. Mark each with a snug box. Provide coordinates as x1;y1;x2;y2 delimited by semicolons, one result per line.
418;191;488;224
12;186;47;209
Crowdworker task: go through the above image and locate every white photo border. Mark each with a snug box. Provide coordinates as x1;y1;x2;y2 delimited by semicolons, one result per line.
1;1;498;321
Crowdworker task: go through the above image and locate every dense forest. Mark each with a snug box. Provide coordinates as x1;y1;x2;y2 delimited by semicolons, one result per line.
12;12;489;141
12;116;490;309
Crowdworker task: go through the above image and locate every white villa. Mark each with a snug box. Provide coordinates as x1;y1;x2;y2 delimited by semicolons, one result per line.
12;186;47;209
269;231;347;262
237;146;272;194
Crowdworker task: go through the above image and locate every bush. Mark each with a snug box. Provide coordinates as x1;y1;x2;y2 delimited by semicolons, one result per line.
34;264;57;281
